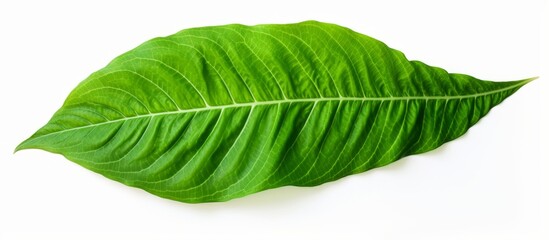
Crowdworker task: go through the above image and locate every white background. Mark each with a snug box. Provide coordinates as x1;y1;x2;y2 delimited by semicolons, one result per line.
0;0;547;239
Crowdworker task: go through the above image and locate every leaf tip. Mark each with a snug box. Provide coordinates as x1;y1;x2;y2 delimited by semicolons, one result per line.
14;143;25;154
14;139;32;154
524;76;539;83
509;76;538;91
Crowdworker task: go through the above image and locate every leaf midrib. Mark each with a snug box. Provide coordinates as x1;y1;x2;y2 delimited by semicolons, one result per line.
27;78;532;142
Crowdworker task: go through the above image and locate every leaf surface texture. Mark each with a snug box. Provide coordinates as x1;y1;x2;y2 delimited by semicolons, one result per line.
16;21;532;203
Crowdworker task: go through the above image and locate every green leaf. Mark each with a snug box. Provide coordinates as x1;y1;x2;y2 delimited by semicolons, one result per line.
16;21;534;203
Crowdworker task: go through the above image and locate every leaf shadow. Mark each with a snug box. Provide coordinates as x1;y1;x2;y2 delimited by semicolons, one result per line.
175;184;330;213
